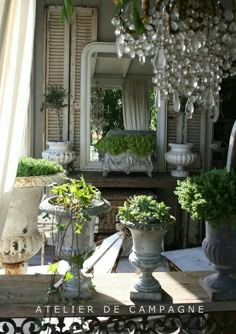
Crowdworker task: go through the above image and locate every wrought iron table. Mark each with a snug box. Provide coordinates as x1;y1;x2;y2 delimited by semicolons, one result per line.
0;271;235;333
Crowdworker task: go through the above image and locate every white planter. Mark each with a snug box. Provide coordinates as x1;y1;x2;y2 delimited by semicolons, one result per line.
0;173;66;274
165;143;197;177
42;141;75;166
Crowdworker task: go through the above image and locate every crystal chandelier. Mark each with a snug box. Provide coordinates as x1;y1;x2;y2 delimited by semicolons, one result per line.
112;0;236;119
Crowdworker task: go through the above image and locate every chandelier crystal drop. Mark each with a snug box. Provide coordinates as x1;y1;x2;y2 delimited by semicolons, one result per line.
112;0;236;116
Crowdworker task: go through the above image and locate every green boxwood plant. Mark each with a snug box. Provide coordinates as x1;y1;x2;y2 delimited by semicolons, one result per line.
17;157;64;177
118;195;176;228
95;135;156;157
175;168;236;228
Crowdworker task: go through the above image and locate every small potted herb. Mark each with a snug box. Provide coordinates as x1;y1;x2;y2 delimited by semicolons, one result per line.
40;176;111;299
175;168;236;300
41;84;75;167
0;157;65;274
118;195;175;300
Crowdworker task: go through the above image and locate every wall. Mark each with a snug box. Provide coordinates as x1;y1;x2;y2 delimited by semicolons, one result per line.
33;0;116;157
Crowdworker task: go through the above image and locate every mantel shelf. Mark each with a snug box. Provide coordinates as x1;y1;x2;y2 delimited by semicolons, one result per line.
0;271;235;318
71;171;178;189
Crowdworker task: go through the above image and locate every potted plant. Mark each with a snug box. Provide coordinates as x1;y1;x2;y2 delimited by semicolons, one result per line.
175;168;236;300
118;195;175;300
165;95;198;177
95;133;156;177
41;84;75;167
40;176;111;299
0;157;66;275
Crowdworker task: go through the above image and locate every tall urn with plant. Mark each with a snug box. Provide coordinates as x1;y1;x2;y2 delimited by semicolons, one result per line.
42;84;75;167
118;195;175;301
165;95;197;177
40;177;111;299
0;158;65;274
175;169;236;300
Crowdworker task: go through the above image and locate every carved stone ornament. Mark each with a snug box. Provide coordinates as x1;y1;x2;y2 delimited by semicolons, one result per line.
103;152;153;177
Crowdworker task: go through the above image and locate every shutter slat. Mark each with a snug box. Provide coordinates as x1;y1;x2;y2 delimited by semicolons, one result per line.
70;8;97;170
45;7;68;142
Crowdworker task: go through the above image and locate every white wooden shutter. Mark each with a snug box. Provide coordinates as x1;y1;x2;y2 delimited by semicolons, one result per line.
166;99;204;171
70;8;97;170
44;7;70;144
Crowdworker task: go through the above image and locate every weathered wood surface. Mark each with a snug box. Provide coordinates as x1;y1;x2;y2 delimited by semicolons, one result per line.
71;172;178;189
0;272;236;317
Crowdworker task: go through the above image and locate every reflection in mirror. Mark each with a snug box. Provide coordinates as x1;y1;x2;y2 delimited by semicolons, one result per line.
90;87;123;162
80;42;155;170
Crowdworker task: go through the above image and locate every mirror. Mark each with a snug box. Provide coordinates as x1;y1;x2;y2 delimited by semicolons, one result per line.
80;42;154;171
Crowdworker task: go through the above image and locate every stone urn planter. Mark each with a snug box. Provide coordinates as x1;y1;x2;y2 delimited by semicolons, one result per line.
165;143;197;177
200;221;236;300
40;178;111;299
118;195;175;301
175;168;236;300
0;158;65;275
42;141;75;167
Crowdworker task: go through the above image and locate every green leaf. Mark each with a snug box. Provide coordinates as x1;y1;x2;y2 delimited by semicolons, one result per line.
48;262;59;273
64;271;75;281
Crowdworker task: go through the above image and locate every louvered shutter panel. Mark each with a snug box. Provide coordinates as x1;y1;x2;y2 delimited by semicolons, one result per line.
70;8;97;170
167;99;204;171
44;7;69;144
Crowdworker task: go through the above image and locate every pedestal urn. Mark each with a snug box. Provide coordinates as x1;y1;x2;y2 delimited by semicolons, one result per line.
165;143;197;177
201;221;236;300
0;173;66;274
40;196;111;299
42;141;75;167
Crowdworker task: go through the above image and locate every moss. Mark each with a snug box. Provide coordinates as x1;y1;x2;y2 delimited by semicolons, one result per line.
17;157;64;177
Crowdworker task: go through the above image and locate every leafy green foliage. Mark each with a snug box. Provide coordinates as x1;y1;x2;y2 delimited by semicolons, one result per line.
17;157;63;177
95;135;156;157
43;84;68;111
51;177;101;234
149;89;158;130
114;0;146;34
61;0;73;25
42;84;68;141
118;195;176;227
175;169;236;228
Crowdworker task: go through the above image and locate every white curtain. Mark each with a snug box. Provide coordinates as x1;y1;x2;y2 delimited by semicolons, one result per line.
0;0;36;238
122;79;150;130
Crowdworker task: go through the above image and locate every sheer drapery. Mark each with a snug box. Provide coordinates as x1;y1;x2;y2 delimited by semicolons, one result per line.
0;0;36;238
122;79;149;130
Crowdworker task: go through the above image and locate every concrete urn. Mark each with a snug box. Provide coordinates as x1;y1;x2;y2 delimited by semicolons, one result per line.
0;173;66;274
121;220;167;301
165;143;197;177
200;221;236;300
42;141;75;167
40;196;111;299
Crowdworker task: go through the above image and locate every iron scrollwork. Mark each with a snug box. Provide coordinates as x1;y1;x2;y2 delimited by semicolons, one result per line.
0;314;236;334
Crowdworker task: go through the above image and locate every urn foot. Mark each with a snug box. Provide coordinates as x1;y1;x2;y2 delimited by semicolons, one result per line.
200;272;236;301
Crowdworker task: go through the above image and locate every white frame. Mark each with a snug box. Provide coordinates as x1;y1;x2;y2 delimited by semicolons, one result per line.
80;42;167;171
